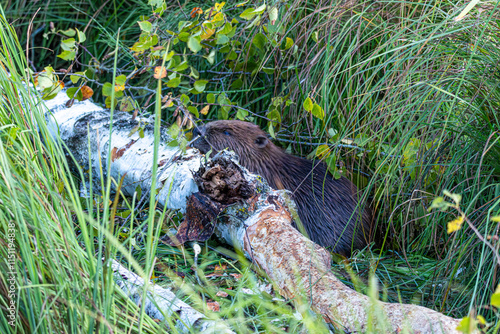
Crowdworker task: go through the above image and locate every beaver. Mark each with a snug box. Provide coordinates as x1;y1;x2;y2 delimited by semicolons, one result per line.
192;120;371;255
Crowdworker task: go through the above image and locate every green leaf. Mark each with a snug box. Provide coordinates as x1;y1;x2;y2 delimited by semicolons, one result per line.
311;103;324;120
268;123;275;139
178;32;190;42
325;154;337;175
165;50;175;61
443;190;462;206
219;108;229;120
284;37;293;50
231;78;243;89
187;36;202;53
138;20;152;33
262;67;274;74
60;28;76;37
173;61;189;72
76;29;86;43
180;94;190;104
226;50;237;60
37;75;53;90
204;49;216;64
190;67;200;79
188;106;199;118
267;109;281;124
240;8;256;20
57;50;76;61
119;97;135;112
105;96;117;109
60;38;76;51
102;82;113;97
44;65;54;76
456;316;476;334
66;87;83;101
70;72;84;84
168;123;180;139
328;128;338;139
428;197;451;212
316;145;331;159
303;97;313;112
253;33;266;50
491;288;500;308
194;80;208;92
115;75;127;86
167;77;181;88
236;108;248;120
491;216;500;223
311;31;318;43
219;22;233;35
255;4;266;13
268;6;278;23
216;34;229;45
207;93;216;104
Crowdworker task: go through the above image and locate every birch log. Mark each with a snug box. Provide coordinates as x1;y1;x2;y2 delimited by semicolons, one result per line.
43;91;200;212
42;90;464;334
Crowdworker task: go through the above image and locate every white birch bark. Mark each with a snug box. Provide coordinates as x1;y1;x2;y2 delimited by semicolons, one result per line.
43;91;200;212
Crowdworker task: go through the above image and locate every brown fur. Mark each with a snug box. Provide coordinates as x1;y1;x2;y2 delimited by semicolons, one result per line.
192;120;371;255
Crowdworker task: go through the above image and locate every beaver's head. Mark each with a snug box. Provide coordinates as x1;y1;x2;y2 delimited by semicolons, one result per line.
192;120;293;189
192;120;271;161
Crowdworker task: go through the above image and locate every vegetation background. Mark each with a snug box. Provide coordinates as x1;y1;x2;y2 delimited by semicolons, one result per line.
1;0;499;332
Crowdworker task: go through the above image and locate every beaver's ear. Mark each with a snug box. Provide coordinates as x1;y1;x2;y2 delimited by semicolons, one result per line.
255;135;268;148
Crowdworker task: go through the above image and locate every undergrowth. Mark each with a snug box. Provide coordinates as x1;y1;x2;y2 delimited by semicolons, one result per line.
2;0;500;332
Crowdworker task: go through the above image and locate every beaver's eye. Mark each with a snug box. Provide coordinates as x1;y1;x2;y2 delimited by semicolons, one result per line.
223;130;231;136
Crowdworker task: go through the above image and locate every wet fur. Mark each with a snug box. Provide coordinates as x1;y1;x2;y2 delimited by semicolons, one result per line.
192;120;371;255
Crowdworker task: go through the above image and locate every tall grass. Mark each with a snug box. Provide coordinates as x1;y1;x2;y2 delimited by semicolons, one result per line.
0;5;329;333
0;8;166;333
2;0;500;331
268;1;500;316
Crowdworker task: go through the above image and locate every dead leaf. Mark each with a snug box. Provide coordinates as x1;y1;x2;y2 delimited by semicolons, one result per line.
190;7;203;18
230;273;242;280
216;290;229;297
214;264;227;275
81;85;93;101
207;301;220;312
200;105;210;115
154;66;167;79
111;147;118;162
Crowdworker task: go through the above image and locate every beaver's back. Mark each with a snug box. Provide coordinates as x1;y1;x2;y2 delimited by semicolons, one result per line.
274;155;370;254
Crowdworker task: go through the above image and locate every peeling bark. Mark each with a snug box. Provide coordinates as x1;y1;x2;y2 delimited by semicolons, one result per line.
235;200;461;333
42;90;464;334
